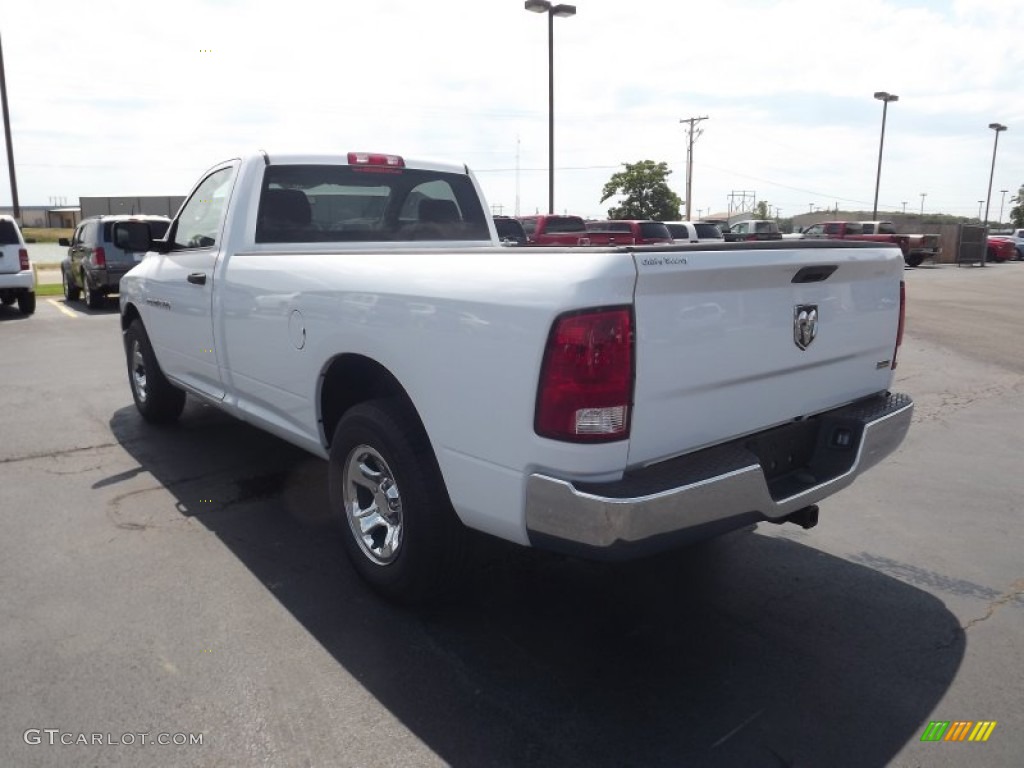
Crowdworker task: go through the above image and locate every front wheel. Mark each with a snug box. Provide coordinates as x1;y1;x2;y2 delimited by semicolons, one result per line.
328;399;466;603
17;291;36;315
124;319;186;423
62;268;80;301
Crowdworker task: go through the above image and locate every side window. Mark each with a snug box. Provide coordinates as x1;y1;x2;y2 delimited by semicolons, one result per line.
520;218;536;235
824;223;839;235
804;224;822;236
173;166;236;249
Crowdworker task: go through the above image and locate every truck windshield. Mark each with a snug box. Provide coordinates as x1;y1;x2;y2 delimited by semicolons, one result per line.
256;165;490;243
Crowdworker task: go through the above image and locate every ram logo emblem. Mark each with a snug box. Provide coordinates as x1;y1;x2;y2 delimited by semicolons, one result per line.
794;305;819;350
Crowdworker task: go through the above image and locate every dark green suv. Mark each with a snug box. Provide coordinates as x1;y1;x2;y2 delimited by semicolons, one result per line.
60;215;170;308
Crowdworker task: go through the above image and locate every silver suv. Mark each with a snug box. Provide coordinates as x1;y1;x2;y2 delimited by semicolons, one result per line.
60;215;170;308
0;215;35;316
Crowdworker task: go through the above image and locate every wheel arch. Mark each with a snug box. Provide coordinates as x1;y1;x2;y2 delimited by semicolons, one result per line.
121;302;142;332
318;354;426;451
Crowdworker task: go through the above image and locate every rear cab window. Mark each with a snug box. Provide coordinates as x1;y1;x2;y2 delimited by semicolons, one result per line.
255;165;489;243
544;216;586;234
0;219;22;245
639;222;671;240
693;223;721;239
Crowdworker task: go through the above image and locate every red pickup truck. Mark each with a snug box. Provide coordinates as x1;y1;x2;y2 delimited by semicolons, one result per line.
800;221;940;267
518;214;591;246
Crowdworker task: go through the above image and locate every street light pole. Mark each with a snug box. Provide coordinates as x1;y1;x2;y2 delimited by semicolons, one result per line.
901;201;907;214
525;1;576;214
983;122;1007;226
872;91;898;220
0;33;21;222
919;193;927;216
998;189;1008;225
977;200;984;220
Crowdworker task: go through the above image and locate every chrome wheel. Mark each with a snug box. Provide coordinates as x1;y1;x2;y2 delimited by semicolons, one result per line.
131;339;148;404
342;445;403;565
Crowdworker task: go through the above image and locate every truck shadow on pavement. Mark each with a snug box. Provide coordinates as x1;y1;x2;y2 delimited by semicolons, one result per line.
108;403;964;768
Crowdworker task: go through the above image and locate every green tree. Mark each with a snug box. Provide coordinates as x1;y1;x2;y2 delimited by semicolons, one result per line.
1010;184;1024;227
753;201;771;219
600;160;682;220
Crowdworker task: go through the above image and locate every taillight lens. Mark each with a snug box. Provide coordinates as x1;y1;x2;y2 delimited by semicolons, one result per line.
18;249;29;270
93;247;106;267
535;307;634;442
892;280;905;370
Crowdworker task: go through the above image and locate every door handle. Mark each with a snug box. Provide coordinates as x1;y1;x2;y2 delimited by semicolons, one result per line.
187;272;207;285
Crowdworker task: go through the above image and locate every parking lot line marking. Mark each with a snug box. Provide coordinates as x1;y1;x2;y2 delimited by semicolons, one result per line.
48;299;78;319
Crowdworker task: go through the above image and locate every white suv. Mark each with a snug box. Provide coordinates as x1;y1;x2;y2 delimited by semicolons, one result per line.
662;221;725;243
0;216;35;316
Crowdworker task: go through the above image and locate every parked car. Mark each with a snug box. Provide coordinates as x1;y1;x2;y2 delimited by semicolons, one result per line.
492;215;527;246
0;215;35;315
987;236;1017;263
517;214;590;246
1005;228;1024;260
723;220;783;242
662;221;724;243
60;215;171;308
584;220;673;245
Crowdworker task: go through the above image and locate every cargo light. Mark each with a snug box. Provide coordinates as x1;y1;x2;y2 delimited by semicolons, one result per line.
93;247;106;267
347;152;405;168
18;248;29;271
892;279;905;369
535;307;634;442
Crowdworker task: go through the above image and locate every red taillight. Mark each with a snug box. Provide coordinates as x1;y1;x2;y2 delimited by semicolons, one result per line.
347;152;405;167
93;247;106;267
892;280;905;370
535;307;634;442
18;248;29;270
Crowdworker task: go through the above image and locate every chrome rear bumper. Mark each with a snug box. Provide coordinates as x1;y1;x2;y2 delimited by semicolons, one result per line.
526;392;913;559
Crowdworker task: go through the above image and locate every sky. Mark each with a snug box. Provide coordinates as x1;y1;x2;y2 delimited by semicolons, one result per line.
1;0;1022;222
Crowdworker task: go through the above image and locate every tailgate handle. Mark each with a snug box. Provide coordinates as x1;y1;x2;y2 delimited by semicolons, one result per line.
792;265;837;283
187;272;207;285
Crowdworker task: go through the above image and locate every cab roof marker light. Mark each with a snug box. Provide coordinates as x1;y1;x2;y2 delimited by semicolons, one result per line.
347;152;405;168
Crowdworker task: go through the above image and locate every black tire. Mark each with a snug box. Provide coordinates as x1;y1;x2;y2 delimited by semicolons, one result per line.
124;319;186;423
83;273;103;308
62;268;80;301
328;399;466;604
17;291;36;315
904;254;924;268
1;295;14;306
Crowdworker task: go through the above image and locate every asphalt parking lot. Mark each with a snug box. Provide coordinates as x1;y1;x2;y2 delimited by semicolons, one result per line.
1;262;1022;767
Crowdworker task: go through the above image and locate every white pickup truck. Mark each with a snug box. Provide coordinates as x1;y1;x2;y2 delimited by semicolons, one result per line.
118;151;913;602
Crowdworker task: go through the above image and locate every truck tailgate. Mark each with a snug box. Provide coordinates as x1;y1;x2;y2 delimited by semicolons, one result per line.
627;243;903;467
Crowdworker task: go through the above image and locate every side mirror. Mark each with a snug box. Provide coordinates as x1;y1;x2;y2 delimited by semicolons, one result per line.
114;221;154;252
58;237;71;247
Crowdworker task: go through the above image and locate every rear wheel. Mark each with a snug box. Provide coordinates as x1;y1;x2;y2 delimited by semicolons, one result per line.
124;319;186;423
328;399;466;604
62;268;80;301
1;295;14;306
83;274;103;308
17;291;36;315
904;254;924;268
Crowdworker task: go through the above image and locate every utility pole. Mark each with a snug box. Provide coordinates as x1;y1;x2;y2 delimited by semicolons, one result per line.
919;193;927;215
998;189;1008;225
901;201;907;214
680;115;708;221
0;33;21;222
